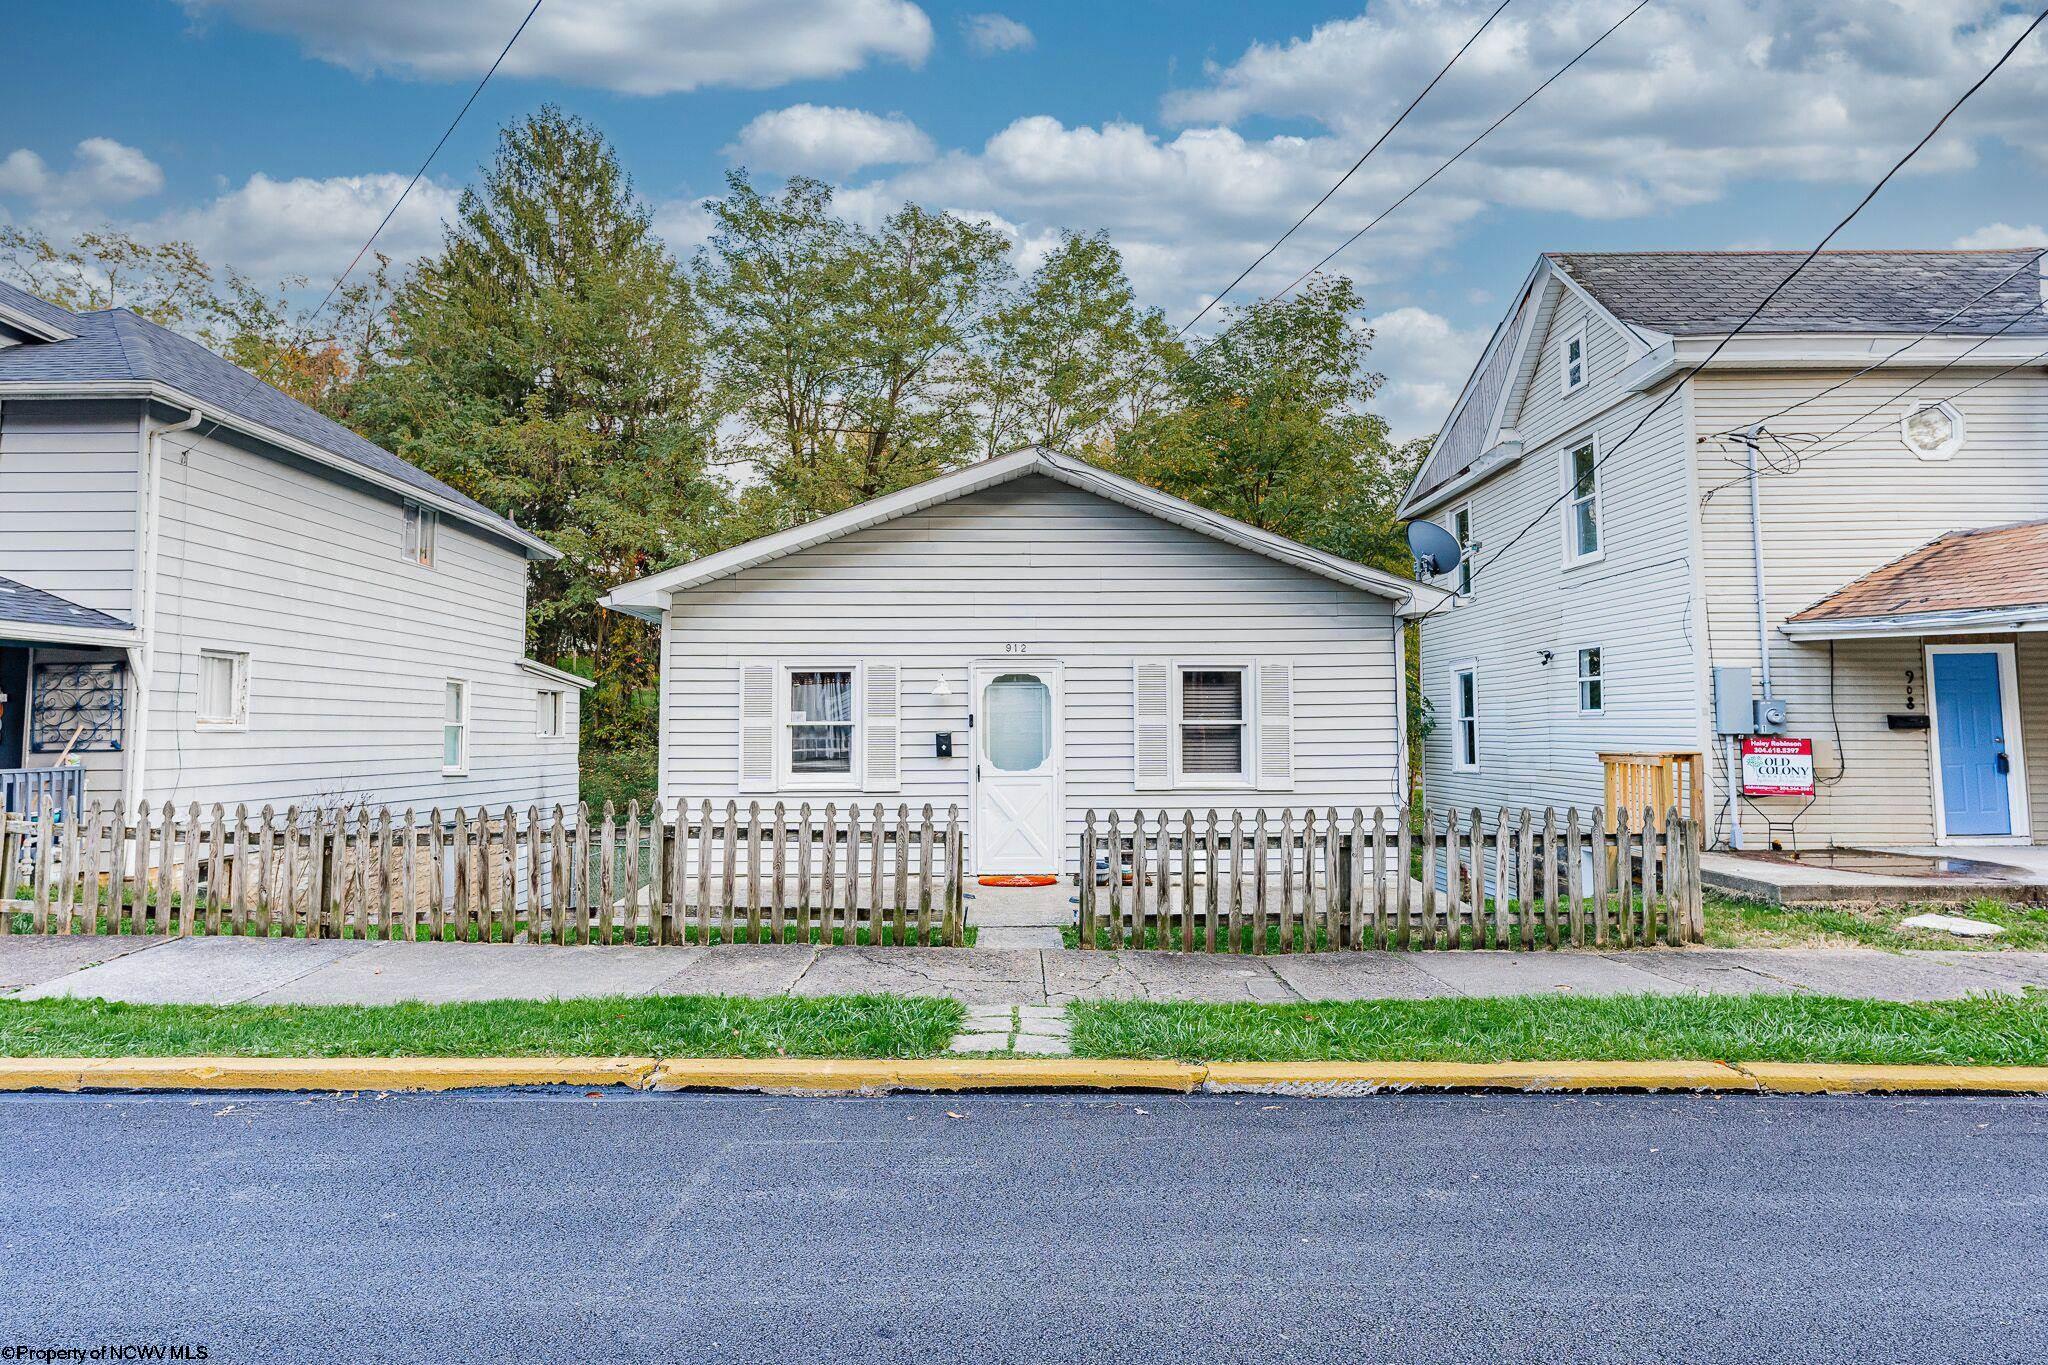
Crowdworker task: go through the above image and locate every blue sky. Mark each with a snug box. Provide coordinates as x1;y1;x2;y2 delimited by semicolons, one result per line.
5;1;2048;438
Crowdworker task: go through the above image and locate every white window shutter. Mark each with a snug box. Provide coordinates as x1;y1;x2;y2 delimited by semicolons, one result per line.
738;661;775;793
401;508;420;560
1258;661;1294;791
863;662;901;792
1133;660;1173;791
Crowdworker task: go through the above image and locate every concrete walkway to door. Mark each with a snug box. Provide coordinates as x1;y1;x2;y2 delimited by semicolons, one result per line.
6;933;2047;1008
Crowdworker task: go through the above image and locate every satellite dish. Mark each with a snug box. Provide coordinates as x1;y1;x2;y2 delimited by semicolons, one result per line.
1406;520;1463;578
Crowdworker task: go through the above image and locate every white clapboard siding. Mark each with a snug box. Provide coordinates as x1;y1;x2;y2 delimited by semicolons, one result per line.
1418;280;1705;824
138;421;579;812
659;473;1403;870
0;399;142;618
1693;368;2048;846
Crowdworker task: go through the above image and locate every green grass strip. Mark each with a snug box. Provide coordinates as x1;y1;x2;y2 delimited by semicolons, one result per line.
1069;992;2048;1066
0;994;962;1059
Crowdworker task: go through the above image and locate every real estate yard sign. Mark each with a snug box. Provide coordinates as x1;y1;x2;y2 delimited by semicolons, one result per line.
1741;737;1815;797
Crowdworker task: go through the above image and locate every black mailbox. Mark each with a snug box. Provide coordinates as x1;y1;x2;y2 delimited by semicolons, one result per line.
935;732;953;758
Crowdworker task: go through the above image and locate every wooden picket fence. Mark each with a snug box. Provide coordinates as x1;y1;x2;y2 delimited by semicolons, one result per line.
0;800;966;947
1078;805;1704;951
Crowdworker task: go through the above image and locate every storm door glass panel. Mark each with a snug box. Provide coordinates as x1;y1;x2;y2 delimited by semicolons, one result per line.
985;674;1052;772
789;669;854;774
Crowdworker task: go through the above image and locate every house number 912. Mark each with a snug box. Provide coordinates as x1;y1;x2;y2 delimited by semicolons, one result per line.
1004;643;1032;654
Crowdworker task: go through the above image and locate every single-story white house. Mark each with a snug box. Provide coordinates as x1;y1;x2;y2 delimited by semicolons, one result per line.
0;279;588;817
603;447;1444;876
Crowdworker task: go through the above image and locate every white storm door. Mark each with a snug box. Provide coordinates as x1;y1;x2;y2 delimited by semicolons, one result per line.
973;665;1061;874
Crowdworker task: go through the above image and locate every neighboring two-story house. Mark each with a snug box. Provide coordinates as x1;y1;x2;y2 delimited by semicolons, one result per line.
0;280;587;815
1403;249;2048;853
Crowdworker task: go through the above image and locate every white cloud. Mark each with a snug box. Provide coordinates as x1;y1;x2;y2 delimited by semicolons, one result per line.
178;0;933;95
0;138;163;209
1161;0;2047;216
1363;307;1492;442
729;106;935;174
1955;222;2048;250
152;172;459;282
962;13;1033;55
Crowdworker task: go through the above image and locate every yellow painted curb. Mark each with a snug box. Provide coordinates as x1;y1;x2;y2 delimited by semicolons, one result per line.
1734;1062;2048;1094
0;1056;658;1093
649;1057;1201;1093
1202;1059;1757;1093
5;1056;2048;1095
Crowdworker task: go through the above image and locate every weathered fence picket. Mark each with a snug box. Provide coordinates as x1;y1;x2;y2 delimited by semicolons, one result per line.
0;800;965;948
1073;804;1704;952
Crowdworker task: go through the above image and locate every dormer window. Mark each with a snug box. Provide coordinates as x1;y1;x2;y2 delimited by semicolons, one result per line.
1558;324;1588;396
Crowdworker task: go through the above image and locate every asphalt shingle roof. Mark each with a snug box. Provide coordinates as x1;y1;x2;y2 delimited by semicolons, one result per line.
1788;520;2048;623
0;281;544;554
0;575;131;633
1548;249;2048;337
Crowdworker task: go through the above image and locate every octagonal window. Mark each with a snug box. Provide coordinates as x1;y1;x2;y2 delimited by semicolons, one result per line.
1901;401;1964;460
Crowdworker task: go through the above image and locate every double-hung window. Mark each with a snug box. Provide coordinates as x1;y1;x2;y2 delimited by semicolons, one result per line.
1177;665;1249;784
1577;647;1604;714
1453;665;1479;771
196;649;249;728
1559;325;1587;395
443;679;469;775
1564;439;1601;563
786;667;857;782
1450;504;1474;595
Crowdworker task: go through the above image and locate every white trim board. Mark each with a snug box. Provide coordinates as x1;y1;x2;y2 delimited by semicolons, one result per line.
1925;641;2031;844
603;448;1447;620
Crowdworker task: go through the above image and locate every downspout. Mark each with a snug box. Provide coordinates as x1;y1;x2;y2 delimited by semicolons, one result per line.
123;405;200;810
1728;423;1775;851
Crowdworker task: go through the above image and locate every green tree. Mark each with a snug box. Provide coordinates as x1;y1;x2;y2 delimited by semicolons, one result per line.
974;231;1181;457
352;106;726;744
1106;273;1417;575
696;173;1013;523
0;225;227;333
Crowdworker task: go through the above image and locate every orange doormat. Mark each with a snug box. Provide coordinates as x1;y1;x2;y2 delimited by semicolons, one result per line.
978;874;1058;887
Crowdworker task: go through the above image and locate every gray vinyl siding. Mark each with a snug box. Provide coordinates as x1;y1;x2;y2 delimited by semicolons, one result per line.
138;424;577;812
1419;284;1703;821
658;474;1404;871
1693;369;2048;846
0;399;142;619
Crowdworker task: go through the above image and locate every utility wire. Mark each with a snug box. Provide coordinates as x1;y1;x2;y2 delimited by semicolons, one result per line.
1413;1;2048;629
1268;0;1652;307
310;0;546;323
1160;0;1649;388
1173;0;1513;340
1702;245;2048;440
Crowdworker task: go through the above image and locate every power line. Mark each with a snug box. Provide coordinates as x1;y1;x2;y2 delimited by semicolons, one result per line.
1161;0;1650;388
1269;0;1652;307
1173;0;1513;340
1414;1;2048;629
1702;245;2048;441
1695;281;2048;505
310;0;546;323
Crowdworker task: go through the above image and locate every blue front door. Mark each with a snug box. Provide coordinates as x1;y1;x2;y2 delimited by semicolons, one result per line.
1933;650;2013;837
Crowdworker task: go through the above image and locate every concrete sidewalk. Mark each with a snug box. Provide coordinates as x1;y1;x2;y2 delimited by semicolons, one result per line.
4;934;2047;1006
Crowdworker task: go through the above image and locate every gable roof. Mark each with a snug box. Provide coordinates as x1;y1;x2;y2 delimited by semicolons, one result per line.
0;282;556;560
603;447;1444;619
0;575;131;634
1548;249;2048;337
1400;247;2048;520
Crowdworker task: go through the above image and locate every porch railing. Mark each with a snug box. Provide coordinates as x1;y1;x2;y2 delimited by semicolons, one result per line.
1;799;965;946
0;767;83;819
1078;805;1704;952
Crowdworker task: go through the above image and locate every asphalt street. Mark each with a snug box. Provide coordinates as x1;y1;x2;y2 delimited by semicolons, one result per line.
2;1089;2044;1364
